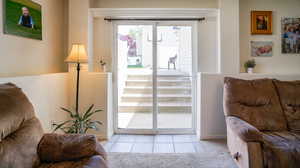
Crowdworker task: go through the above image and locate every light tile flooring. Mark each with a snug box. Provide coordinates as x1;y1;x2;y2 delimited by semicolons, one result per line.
103;134;228;154
119;113;192;129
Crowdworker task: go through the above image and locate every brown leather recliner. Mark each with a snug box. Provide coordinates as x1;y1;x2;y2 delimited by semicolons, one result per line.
0;83;108;168
223;77;300;168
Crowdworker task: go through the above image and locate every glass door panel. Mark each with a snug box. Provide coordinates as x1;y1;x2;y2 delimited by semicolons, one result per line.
156;25;193;129
117;25;153;129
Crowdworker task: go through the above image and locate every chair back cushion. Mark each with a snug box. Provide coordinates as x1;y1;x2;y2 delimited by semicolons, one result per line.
0;83;35;139
0;83;44;168
274;80;300;132
223;77;287;131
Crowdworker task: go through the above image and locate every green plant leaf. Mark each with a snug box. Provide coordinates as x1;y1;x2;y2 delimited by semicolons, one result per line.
60;107;75;117
53;104;103;134
82;104;95;120
92;121;103;125
82;110;102;121
52;120;72;132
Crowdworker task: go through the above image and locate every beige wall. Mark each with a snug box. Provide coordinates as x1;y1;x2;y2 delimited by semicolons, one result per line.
240;0;300;74
0;0;68;77
92;0;218;8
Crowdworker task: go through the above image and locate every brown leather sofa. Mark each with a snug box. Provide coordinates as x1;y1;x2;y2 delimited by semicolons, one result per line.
0;83;108;168
223;77;300;168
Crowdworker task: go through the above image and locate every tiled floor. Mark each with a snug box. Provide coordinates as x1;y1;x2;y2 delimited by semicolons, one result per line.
103;134;228;154
118;113;192;129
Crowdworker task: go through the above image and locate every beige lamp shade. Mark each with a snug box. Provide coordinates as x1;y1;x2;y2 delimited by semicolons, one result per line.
65;44;88;63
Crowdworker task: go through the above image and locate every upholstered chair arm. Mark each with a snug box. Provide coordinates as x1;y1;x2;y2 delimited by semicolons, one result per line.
37;133;107;163
226;116;263;142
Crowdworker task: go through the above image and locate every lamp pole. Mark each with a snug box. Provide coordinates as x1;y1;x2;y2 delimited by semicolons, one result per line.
75;62;80;114
66;44;87;115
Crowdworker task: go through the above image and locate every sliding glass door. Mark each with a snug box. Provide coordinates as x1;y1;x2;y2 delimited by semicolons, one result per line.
156;25;193;129
117;24;153;129
114;21;196;134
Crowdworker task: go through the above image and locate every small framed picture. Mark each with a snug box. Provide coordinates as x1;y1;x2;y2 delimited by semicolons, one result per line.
3;0;42;40
281;18;300;54
251;41;273;57
251;11;272;35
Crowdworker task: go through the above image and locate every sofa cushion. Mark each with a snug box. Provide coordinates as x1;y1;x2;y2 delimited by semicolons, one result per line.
224;77;287;131
262;131;300;168
274;80;300;132
0;83;36;140
38;134;107;162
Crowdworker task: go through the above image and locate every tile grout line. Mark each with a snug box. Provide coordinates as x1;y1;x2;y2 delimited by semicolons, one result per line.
129;135;137;153
129;143;135;153
152;140;154;153
107;135;119;152
172;135;176;153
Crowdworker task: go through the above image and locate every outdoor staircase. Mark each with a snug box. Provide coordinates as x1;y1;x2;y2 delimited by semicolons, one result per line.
119;74;192;113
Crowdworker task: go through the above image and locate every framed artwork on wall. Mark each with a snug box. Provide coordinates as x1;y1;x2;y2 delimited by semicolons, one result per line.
281;18;300;54
251;41;273;57
3;0;42;40
251;11;272;35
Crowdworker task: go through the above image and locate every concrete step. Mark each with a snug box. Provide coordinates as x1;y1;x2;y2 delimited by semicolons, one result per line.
123;86;191;94
118;102;192;113
126;79;191;87
121;94;192;103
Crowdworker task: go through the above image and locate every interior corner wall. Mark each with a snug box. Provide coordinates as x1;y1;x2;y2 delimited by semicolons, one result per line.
219;0;240;74
68;0;90;50
198;17;219;73
0;0;68;77
240;0;300;74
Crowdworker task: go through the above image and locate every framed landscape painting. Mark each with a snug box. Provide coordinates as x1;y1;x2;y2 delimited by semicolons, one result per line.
3;0;42;40
251;11;272;35
251;41;273;57
282;18;300;54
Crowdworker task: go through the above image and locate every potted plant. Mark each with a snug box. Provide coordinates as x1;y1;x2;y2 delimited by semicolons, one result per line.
100;60;107;72
244;59;256;73
52;104;102;134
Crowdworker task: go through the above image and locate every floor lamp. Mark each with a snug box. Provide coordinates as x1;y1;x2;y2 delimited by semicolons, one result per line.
65;44;88;114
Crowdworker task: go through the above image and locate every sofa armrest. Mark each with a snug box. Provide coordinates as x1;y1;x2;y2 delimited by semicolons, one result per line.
226;116;262;142
37;133;107;163
227;124;263;168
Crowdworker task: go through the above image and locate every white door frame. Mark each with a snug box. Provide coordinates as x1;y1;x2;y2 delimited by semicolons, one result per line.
112;21;198;135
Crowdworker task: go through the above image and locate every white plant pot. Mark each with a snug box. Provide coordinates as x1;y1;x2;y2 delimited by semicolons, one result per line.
102;65;107;72
247;68;254;74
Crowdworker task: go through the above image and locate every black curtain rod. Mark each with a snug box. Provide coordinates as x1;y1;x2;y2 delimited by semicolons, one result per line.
104;17;205;22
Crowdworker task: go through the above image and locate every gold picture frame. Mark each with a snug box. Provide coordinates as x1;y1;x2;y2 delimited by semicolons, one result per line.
251;11;272;35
